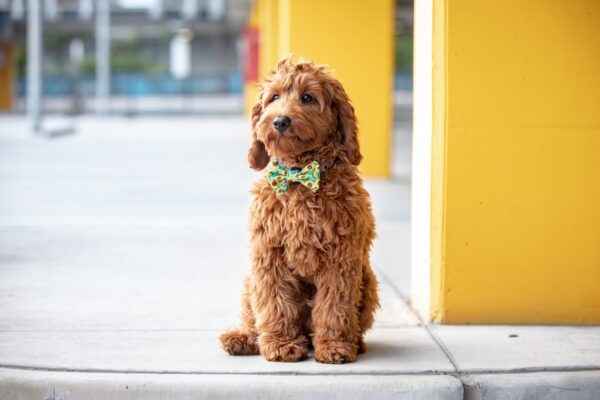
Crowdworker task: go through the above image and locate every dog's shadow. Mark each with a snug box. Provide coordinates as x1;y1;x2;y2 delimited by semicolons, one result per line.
358;341;406;362
304;341;404;363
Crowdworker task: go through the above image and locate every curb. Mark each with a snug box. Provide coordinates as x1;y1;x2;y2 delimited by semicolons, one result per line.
0;369;462;400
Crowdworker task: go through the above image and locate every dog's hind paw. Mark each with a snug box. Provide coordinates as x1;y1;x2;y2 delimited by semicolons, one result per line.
220;330;259;356
314;339;358;364
260;335;308;362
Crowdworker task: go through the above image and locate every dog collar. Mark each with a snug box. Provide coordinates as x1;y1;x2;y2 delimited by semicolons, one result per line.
267;160;320;194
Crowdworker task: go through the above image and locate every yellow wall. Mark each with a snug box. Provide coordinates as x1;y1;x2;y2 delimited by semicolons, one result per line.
251;0;394;177
431;0;600;323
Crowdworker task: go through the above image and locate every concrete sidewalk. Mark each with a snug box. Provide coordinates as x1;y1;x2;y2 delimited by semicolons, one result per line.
0;116;598;400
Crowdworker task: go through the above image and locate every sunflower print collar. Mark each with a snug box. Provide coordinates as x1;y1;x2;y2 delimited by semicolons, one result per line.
267;160;320;194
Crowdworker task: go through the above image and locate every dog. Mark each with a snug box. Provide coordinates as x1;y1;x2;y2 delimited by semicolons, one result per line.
220;56;379;364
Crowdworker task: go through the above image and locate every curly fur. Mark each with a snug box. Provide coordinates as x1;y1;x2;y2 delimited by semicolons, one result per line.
220;56;379;364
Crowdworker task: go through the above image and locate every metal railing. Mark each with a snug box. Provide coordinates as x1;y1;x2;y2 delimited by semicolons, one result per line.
14;73;243;115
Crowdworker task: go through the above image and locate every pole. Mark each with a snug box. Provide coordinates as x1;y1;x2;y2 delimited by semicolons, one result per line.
182;0;197;20
95;0;110;114
26;0;41;132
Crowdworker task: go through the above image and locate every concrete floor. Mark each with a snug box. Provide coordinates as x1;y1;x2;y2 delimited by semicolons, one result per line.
0;115;599;400
0;115;415;332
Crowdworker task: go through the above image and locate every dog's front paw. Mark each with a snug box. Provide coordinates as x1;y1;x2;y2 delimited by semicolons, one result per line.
259;334;308;362
220;330;259;356
314;339;358;364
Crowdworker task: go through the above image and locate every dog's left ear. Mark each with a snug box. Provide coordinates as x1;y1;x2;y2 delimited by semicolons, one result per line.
329;80;362;165
248;97;270;170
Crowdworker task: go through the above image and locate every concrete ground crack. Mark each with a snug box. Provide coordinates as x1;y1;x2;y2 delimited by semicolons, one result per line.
423;325;461;372
376;268;461;373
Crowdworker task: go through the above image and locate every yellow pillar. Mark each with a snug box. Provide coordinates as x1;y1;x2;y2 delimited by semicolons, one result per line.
258;0;279;79
258;0;394;177
0;43;13;110
414;0;600;324
244;0;280;116
243;2;260;116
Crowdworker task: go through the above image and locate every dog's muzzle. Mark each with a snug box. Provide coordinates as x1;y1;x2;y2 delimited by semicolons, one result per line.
273;115;291;133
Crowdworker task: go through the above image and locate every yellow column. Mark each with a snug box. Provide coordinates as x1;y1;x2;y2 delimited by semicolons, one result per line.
0;43;13;110
273;0;394;177
423;0;600;323
258;0;279;79
243;2;260;116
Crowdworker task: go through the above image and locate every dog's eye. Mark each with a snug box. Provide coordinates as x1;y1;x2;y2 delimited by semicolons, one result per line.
271;94;280;102
301;94;313;104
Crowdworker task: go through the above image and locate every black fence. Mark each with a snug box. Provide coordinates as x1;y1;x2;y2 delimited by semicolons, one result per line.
13;72;244;115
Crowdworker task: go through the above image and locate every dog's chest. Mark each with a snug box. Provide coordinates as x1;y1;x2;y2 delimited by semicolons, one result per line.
275;188;341;276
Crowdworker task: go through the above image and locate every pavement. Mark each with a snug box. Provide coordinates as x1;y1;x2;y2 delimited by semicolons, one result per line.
0;115;599;400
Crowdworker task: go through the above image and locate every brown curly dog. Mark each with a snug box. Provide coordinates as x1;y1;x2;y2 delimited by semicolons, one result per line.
220;56;379;364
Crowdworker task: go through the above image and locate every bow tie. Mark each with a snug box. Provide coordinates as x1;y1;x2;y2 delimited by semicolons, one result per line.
267;161;321;194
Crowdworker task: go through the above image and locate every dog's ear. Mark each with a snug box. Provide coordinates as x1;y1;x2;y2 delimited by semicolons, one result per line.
329;80;362;166
247;97;270;170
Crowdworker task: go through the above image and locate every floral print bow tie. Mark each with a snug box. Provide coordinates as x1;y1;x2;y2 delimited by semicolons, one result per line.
267;161;320;194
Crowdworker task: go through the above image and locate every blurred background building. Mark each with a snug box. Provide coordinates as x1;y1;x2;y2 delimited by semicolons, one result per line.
0;0;413;116
0;0;250;114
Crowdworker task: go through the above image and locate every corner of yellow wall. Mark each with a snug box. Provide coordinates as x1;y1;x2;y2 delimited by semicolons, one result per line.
429;0;447;323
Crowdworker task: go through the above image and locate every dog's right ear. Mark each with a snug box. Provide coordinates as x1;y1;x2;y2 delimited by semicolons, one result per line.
247;98;270;170
328;79;362;166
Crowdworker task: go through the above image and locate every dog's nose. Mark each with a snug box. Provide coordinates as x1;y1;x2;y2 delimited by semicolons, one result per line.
273;115;291;133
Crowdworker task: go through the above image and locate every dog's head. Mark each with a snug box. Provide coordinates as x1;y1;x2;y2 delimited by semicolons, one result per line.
247;56;362;170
